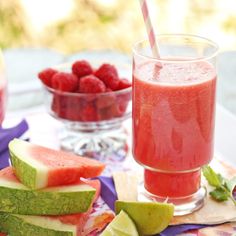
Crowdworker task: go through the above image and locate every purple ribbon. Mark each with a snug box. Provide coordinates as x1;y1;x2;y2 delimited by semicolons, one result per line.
0;119;28;169
97;176;118;211
159;224;206;236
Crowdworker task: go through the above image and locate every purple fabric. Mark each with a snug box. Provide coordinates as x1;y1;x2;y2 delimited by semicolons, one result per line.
0;148;10;169
0;120;28;169
158;224;206;236
98;175;209;235
97;176;118;211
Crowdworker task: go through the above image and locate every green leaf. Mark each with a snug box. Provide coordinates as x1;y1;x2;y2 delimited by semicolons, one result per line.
202;165;236;206
217;174;226;185
226;176;236;194
202;166;222;187
209;188;229;202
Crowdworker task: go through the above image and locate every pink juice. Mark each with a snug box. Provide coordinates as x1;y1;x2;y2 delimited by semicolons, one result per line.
133;61;216;197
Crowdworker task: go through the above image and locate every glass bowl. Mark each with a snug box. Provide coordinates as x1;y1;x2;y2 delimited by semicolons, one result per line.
43;62;132;160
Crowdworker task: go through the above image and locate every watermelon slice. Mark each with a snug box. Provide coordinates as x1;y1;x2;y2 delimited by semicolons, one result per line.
0;179;114;236
0;167;95;215
0;213;77;236
0;211;115;236
9;139;105;189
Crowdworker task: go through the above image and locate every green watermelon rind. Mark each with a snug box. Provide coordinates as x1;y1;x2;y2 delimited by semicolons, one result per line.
10;151;38;190
9;139;105;190
0;183;95;215
0;212;76;236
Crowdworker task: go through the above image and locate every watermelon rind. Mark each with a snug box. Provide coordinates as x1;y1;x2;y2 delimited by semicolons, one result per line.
0;212;76;236
9;139;49;189
0;177;96;215
10;150;47;190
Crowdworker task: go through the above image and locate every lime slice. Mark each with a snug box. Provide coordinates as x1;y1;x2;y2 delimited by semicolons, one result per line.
115;201;174;235
100;210;139;236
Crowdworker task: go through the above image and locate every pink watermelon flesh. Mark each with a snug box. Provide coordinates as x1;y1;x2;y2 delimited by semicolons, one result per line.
11;139;105;187
27;144;105;186
0;167;18;182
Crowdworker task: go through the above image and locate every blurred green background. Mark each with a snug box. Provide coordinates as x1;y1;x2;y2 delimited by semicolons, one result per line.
1;0;236;54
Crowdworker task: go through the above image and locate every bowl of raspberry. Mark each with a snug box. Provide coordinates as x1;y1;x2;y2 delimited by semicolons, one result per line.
38;60;132;160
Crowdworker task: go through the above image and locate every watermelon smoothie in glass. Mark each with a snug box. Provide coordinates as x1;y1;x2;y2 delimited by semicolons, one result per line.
132;34;218;215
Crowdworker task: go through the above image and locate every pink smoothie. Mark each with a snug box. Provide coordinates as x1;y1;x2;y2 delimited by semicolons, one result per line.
133;60;216;197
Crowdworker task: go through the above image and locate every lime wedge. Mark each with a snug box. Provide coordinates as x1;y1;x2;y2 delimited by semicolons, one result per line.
115;201;174;235
100;210;139;236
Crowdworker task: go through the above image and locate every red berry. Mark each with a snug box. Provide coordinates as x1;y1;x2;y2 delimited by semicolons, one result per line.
117;100;129;115
95;64;118;77
116;92;131;114
106;88;113;92
117;78;132;90
96;93;116;109
94;64;120;90
52;94;83;121
72;60;93;78
79;75;106;93
38;68;58;87
52;72;78;92
81;106;98;121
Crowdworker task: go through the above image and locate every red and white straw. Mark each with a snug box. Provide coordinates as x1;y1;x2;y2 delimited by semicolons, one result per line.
139;0;161;59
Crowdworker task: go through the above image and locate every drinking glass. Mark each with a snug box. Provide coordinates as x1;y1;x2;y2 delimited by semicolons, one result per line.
0;49;6;125
132;34;218;215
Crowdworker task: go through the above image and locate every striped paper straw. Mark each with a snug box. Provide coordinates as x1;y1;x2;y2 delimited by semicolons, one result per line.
139;0;161;59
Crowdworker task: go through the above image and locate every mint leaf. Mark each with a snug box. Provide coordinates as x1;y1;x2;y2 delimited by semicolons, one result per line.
209;188;228;201
217;174;226;185
202;166;222;187
202;165;236;206
225;177;236;193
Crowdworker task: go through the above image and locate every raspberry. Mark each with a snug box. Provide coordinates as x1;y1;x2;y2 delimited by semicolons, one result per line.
94;64;120;90
117;100;129;115
79;75;106;93
81;106;98;121
72;60;93;78
52;72;78;92
106;88;112;92
100;100;128;120
99;106;114;120
117;78;132;90
38;68;58;87
52;94;67;119
96;92;116;109
99;103;123;120
52;94;82;121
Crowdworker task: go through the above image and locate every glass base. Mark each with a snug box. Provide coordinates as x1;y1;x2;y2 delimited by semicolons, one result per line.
59;124;128;161
138;183;207;216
